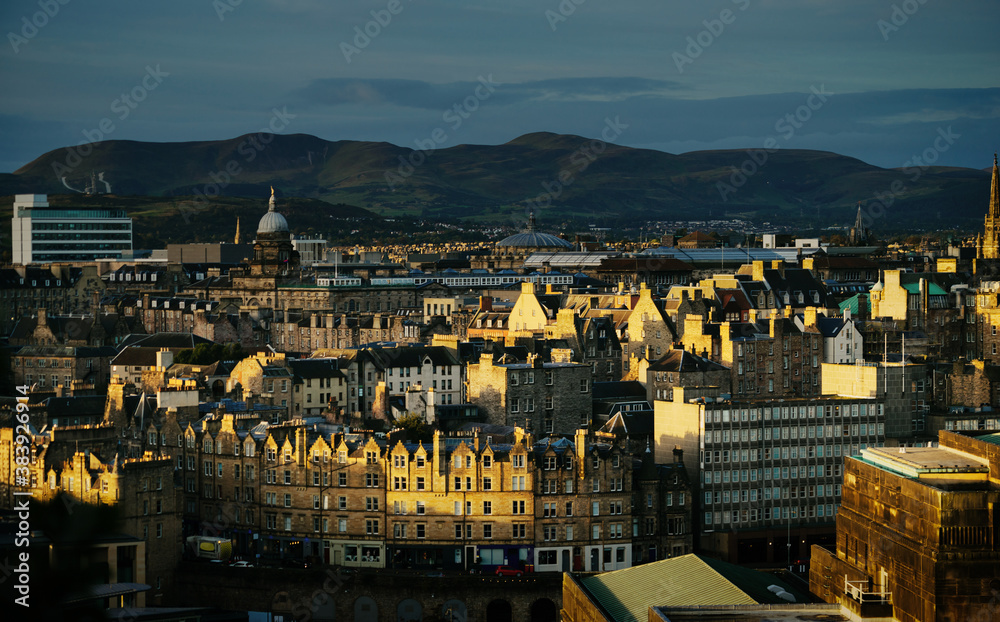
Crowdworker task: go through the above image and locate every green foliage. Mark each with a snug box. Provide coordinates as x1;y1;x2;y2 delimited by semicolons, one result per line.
174;342;245;365
394;412;432;444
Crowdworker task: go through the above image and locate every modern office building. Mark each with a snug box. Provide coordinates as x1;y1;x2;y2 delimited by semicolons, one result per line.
11;194;133;263
655;387;886;564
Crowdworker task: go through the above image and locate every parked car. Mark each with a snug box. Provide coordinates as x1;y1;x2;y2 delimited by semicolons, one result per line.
494;566;523;577
231;561;254;568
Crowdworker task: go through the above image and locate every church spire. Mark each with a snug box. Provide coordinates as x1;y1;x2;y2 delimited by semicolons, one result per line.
269;186;276;212
990;153;999;220
235;217;241;244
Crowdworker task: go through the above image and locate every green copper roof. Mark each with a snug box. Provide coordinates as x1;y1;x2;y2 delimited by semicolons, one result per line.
577;554;806;622
901;282;947;296
839;293;870;316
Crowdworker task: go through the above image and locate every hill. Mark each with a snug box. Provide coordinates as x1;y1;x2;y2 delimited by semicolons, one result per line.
4;132;993;231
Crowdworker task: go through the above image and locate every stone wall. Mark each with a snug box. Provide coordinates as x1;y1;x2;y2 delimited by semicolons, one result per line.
170;562;562;622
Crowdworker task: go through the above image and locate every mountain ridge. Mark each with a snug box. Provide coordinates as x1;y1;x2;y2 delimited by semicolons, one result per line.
4;132;992;229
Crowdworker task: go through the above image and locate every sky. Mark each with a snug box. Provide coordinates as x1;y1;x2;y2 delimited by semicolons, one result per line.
1;0;998;174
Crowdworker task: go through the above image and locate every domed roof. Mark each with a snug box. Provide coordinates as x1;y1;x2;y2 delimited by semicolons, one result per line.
257;187;289;234
497;213;573;249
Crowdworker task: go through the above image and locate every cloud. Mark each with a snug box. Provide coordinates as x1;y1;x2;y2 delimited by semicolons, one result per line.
293;76;684;110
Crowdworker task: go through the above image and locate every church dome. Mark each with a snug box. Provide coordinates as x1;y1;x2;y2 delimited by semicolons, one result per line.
257;188;289;234
497;213;573;250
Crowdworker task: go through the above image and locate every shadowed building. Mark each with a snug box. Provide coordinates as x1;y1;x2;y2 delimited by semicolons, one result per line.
810;430;1000;622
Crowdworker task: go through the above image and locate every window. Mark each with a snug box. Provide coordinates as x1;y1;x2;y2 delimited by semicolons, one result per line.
580;379;589;392
482;477;492;491
512;500;525;514
512;523;526;538
366;497;379;512
365;473;378;487
417;523;426;539
365;519;379;535
416;476;425;490
512;455;525;468
592;501;600;516
483;523;492;539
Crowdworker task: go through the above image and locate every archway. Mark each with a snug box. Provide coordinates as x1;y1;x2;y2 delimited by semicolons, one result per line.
353;596;378;622
486;599;512;622
397;598;422;621
442;599;467;622
530;598;558;622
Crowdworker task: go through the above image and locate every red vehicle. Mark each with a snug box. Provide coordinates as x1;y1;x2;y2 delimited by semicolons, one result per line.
494;566;524;577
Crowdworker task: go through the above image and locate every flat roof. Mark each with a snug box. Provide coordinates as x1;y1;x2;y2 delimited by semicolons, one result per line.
860;446;989;481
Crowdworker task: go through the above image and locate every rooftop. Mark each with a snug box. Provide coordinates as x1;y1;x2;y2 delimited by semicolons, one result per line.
577;554;809;622
859;446;990;483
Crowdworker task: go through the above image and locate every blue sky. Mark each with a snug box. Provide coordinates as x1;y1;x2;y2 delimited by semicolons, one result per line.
1;0;997;173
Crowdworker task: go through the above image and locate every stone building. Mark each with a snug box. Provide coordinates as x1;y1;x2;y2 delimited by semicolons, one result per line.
623;284;676;365
640;348;730;404
869;269;965;362
0;265;106;335
946;358;1000;408
976;154;1000;260
12;344;116;395
465;353;593;434
0;424;182;607
810;430;1000;622
544;309;623;383
718;315;824;399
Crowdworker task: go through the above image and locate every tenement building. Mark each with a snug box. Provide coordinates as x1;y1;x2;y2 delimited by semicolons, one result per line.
810;430;1000;622
163;418;693;573
465;352;593;434
656;387;886;564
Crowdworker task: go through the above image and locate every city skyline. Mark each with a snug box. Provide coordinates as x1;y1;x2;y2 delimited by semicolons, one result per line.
1;1;998;173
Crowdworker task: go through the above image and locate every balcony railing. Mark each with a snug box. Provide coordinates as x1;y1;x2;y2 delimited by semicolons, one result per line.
845;579;891;604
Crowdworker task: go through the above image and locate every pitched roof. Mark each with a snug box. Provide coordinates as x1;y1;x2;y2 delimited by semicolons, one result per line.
578;554;808;622
648;349;728;373
119;332;215;349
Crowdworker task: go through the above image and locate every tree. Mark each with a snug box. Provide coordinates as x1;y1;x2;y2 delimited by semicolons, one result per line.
174;342;245;365
393;412;432;444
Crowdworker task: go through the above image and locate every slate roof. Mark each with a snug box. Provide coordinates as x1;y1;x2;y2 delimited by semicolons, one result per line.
647;349;728;373
119;332;215;349
44;395;106;418
288;358;347;380
592;381;647;400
